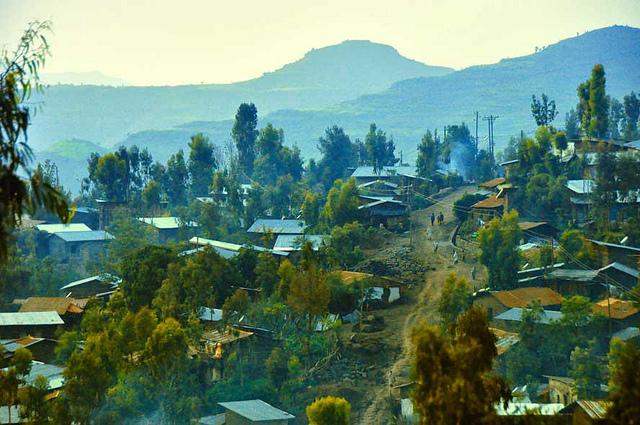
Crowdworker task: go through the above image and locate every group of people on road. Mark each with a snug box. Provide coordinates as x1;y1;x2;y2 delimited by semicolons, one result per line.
430;211;445;226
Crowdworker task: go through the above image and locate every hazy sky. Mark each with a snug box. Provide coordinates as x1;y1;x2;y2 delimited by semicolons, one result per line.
2;0;640;86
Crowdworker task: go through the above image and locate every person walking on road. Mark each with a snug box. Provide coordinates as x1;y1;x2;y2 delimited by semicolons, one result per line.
430;212;436;226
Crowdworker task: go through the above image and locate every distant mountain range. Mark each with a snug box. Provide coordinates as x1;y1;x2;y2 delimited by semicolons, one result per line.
41;71;129;86
29;40;452;151
31;26;640;194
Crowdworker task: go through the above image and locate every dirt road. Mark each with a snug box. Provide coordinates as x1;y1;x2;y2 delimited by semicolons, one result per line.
355;185;482;424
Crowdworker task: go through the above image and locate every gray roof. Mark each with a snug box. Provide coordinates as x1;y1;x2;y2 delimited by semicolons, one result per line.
0;311;64;326
273;234;324;252
612;327;640;341
53;230;114;242
565;179;595;194
548;268;599;282
625;140;640;149
351;165;419;179
598;262;639;278
36;223;91;233
25;362;65;389
199;307;223;322
60;273;120;290
589;239;640;253
0;337;46;354
495;308;563;325
189;237;289;257
247;219;306;234
180;246;239;259
218;399;295;421
138;216;198;229
196;414;225;425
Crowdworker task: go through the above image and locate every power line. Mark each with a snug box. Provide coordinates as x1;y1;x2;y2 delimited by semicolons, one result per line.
483;115;499;159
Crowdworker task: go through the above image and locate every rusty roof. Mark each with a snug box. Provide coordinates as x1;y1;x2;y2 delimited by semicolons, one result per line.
201;327;254;345
339;271;373;284
490;287;563;308
518;221;548;231
479;177;506;189
593;298;639;319
576;400;611;419
18;297;85;315
471;195;505;209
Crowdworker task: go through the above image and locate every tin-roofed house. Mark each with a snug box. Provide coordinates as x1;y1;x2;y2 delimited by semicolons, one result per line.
559;400;611;425
589;240;640;269
350;165;424;187
16;297;86;326
357;196;409;227
272;234;324;253
592;298;640;331
60;274;120;299
247;219;306;236
217;399;295;424
544;269;606;299
493;308;563;332
565;179;595;224
473;287;563;321
0;336;58;364
0;311;64;338
46;230;114;266
138;217;199;244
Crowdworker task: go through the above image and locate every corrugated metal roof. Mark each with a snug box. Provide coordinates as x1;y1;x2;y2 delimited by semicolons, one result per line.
576;400;611;419
549;268;599;282
25;362;64;390
0;311;64;326
196;414;225;425
53;230;114;242
495;402;564;416
247;219;306;234
138;216;198;229
36;223;91;233
589;239;640;253
0;336;46;354
479;177;506;189
612;326;640;341
60;273;120;290
598;262;639;278
18;297;84;315
471;194;505;209
593;298;639;319
351;165;418;179
274;234;324;252
202;328;254;345
494;308;563;324
490;287;563;308
189;237;288;257
565;179;595;194
218;399;294;421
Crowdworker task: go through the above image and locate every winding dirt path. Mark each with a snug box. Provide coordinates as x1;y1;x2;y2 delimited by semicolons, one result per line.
357;186;480;424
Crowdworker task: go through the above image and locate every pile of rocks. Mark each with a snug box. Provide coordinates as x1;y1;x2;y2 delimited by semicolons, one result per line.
354;246;429;278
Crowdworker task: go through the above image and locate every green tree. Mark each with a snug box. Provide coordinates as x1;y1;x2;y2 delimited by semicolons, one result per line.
301;191;321;228
478;210;522;290
0;347;33;424
120;245;175;310
142;180;161;211
588;64;609;138
17;375;51;424
531;93;558;126
364;123;397;173
577;80;591;136
438;273;472;331
306;396;351;425
317;126;355;190
607;341;640;424
411;308;510;425
232;103;258;176
322;178;361;227
565;108;580;139
554;131;568;157
622;91;640;140
165;150;188;205
253;123;285;185
265;347;289;390
559;230;597;268
321;222;366;269
255;251;279;295
416;130;440;178
570;339;604;399
0;21;70;262
188;133;216;197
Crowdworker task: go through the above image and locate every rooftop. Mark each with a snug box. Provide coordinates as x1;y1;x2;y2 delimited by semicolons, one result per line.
495;402;564;416
479;177;506;189
53;230;114;242
548;268;599;282
273;234;324;252
218;399;295;421
0;311;64;327
489;287;563;308
565;179;595;195
598;262;639;279
471;194;505;209
518;221;550;231
593;298;639;319
189;237;288;257
350;165;419;179
199;307;223;322
18;297;85;315
589;239;640;253
36;223;91;233
247;219;306;234
357;179;400;189
201;328;254;345
138;216;198;229
612;326;640;341
0;336;47;354
559;400;611;419
494;308;563;325
60;273;120;290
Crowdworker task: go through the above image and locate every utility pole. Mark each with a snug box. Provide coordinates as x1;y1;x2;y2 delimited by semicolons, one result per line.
483;115;499;160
